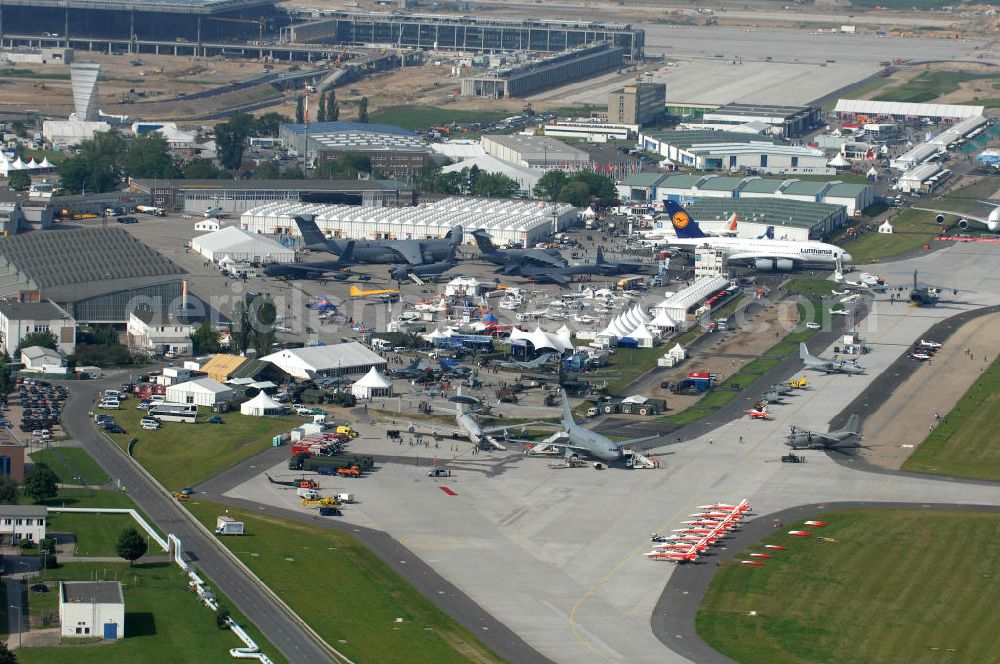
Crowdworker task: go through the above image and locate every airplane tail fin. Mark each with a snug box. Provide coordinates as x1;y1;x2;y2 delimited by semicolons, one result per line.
596;246;605;264
728;213;739;233
446;225;464;246
756;226;775;240
294;215;330;250
799;342;812;362
663;200;707;239
337;240;356;265
471;229;496;255
844;414;860;435
560;390;575;429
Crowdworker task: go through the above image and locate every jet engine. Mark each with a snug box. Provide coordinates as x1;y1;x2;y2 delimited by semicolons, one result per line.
957;218;970;229
754;258;794;271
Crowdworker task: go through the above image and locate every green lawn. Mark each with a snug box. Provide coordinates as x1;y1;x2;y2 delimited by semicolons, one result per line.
783;279;835;299
902;355;1000;480
840;209;940;264
875;70;1000;104
697;509;1000;664
596;346;667;395
18;561;285;664
105;408;296;490
46;512;147;557
23;487;137;509
185;500;504;664
369;105;511;131
30;448;110;486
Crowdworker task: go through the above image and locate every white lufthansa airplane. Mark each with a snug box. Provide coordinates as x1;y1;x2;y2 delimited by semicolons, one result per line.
658;201;852;271
916;202;1000;233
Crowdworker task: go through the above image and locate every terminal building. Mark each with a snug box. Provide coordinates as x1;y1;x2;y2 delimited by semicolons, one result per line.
699;103;822;138
617;172;872;216
130;178;413;215
461;43;626;99
284;12;645;61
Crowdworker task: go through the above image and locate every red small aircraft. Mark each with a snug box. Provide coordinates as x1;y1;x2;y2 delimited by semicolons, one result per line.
746;405;768;420
740;560;764;566
748;553;773;559
804;520;828;527
764;544;786;550
788;530;811;537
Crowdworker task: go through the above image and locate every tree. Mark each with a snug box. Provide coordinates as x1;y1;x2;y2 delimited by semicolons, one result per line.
326;89;339;122
229;300;252;355
465;164;482;193
253;161;282;179
572;171;617;202
9;120;28;138
473;172;519;198
122;133;180;179
280;164;305;180
251;112;289;137
23;464;58;503
183;157;225;179
57;131;125;194
0;640;17;664
533;170;568;202
316;93;327;123
7;171;30;192
115;527;148;566
357;97;369;123
0;477;18;504
295;95;305;124
314;153;372;180
13;330;58;358
250;296;276;357
557;181;591;207
190;320;221;354
215;112;253;171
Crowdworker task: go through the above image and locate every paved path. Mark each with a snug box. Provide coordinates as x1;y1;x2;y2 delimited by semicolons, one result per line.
60;378;338;664
5;578;24;647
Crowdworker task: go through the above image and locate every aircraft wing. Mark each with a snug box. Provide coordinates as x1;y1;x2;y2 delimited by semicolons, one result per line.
531;253;568;268
389;241;426;265
546;273;569;286
914;208;992;227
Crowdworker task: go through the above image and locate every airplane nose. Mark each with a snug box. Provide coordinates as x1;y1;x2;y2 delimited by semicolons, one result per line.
841;252;853;264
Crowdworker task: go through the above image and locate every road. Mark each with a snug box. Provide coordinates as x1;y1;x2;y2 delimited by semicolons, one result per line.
61;377;338;664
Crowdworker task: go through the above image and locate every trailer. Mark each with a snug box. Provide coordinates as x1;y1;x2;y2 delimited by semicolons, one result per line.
215;516;245;535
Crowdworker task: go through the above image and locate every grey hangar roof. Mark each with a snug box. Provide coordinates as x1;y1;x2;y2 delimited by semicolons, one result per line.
3;0;273;14
685;198;844;230
0;227;185;302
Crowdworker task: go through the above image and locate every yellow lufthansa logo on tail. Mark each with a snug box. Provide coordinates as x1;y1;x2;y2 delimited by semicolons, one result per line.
671;211;690;229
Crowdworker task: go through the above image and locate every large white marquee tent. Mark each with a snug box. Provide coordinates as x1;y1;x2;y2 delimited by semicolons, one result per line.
191;226;295;263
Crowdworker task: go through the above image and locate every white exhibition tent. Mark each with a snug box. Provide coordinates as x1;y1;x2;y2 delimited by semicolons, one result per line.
351;367;393;399
191;226;295;263
240;391;284;417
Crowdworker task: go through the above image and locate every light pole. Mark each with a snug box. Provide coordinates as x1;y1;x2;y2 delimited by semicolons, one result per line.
9;604;21;648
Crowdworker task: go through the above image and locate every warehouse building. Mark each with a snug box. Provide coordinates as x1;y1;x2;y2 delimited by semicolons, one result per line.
440;155;540;197
166;377;235;406
261;342;386;380
620;173;873;216
833;99;984;123
0;228;186;324
461;43;626;99
897;163;950;194
278;121;430;178
191;226;295;264
285;12;644;61
240;198;577;248
682;198;848;242
131;178;413;215
607;83;666;126
481;135;590;170
700;103;821;138
542;121;638;142
59;581;124;640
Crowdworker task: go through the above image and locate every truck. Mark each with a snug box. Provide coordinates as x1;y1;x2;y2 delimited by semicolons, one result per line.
336;425;359;439
215;516;244;535
296;487;321;499
370;338;392;352
136;205;165;216
335;492;356;504
289;453;374;473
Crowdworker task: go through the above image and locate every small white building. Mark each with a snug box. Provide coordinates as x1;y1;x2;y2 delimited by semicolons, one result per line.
127;310;195;358
165;377;235;406
0;300;76;356
0;504;46;544
261;342;387;380
155;366;192;386
240;391;283;417
194;218;221;233
191;226;295;263
59;581;125;640
878;220;894;234
351;366;393;399
20;346;64;372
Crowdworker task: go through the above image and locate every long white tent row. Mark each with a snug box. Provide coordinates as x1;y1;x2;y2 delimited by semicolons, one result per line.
0;155;57;177
239;198;578;248
652;276;730;330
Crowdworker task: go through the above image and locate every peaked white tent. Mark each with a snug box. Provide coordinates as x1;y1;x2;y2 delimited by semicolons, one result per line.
351;366;393;398
241;391;283;416
25;158;39;169
39;158;55;170
630;323;655;348
828;153;851;168
650;310;678;331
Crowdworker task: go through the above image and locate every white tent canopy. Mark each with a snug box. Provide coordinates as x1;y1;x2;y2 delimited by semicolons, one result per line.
240;391;283;416
351;366;393;399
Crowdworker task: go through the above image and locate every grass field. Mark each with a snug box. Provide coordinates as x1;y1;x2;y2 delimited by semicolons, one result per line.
46;512;147;557
697;508;1000;664
598;346;667;395
23;487;136;509
875;70;1000;104
30;448;110;486
185;500;504;664
18;561;286;664
839;209;940;264
105;408;296;490
902;355;1000;480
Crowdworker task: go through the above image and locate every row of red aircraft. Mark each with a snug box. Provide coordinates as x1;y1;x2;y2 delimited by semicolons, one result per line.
646;500;752;563
740;520;828;567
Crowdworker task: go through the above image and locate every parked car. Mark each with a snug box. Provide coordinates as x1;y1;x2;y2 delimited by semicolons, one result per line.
206;415;224;424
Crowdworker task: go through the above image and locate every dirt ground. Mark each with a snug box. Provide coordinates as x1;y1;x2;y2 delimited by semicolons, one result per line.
861;61;1000;106
641;296;800;411
859;311;1000;470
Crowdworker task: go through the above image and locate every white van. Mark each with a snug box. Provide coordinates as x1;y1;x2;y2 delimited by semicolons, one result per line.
104;389;126;401
99;399;120;410
140;417;161;430
370;338;392;352
149;394;166;405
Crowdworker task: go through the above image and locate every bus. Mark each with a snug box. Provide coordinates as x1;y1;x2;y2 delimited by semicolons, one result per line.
148;403;198;423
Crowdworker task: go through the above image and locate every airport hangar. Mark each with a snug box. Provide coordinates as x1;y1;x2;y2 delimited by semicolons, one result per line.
130;178;414;217
638;130;830;175
618;172;874;216
0;0;279;44
680;198;848;242
239;198;577;248
0;227;186;324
